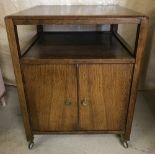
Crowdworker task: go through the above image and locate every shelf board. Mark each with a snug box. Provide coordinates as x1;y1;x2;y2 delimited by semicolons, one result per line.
21;32;135;64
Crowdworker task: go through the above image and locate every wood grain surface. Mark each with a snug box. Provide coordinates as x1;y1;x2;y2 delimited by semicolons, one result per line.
11;5;144;17
124;17;149;140
22;64;78;132
79;64;133;131
5;5;148;25
5;18;33;142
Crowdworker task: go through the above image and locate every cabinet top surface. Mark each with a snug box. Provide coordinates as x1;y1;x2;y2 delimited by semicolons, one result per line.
8;5;146;18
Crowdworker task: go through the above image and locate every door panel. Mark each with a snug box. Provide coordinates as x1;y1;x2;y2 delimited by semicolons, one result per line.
79;64;133;131
22;64;78;132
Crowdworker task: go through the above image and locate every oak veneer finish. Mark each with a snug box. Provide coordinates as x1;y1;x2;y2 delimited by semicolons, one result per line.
11;5;144;17
124;18;149;140
6;5;145;24
5;5;149;144
22;65;78;132
79;64;133;131
5;19;33;141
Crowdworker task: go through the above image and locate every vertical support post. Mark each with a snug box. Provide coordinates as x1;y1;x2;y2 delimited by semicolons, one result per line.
110;24;118;33
37;25;43;35
5;17;33;142
124;17;149;140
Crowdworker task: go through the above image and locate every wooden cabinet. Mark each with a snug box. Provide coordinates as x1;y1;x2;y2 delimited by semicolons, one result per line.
5;5;149;149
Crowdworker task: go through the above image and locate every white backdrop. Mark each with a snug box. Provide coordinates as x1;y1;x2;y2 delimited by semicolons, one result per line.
0;0;155;89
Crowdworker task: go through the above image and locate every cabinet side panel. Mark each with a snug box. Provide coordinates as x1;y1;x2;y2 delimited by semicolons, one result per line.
22;64;78;132
79;64;133;131
5;18;33;141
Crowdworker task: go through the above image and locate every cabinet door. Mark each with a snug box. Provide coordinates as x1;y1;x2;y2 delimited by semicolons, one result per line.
22;65;78;132
79;64;133;131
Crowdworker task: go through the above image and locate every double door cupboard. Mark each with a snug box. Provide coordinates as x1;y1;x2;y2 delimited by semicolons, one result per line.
5;5;149;149
22;63;133;132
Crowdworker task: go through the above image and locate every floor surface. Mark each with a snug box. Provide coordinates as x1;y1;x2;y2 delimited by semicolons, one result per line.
0;86;155;153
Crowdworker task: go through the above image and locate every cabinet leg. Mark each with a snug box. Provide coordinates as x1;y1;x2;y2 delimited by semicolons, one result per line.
120;134;129;148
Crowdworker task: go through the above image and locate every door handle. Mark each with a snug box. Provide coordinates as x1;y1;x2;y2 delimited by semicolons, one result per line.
65;99;72;106
81;99;89;106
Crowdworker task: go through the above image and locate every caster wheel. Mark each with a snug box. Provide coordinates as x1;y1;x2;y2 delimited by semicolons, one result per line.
28;142;34;149
120;134;129;148
122;141;128;148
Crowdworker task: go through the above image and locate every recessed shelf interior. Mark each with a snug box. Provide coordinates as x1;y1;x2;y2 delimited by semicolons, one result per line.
21;31;134;62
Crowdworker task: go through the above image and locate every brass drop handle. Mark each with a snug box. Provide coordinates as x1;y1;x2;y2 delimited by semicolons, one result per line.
65;99;72;106
81;99;89;106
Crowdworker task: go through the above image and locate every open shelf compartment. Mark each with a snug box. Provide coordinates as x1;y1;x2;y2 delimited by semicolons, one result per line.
21;31;135;64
